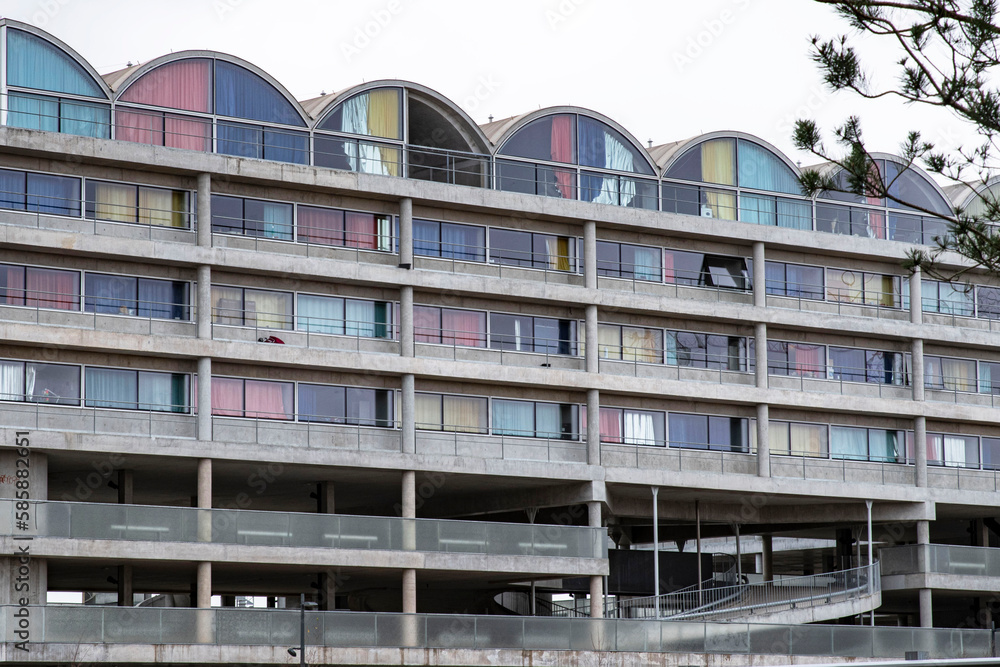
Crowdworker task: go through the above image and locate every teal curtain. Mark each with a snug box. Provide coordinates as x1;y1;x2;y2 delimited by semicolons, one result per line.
261;201;292;240
7;29;104;96
740;193;776;225
633;246;661;281
535;403;560;439
7;94;58;131
777;199;812;230
138;371;187;412
345;299;375;338
60;99;110;138
299;295;345;335
492;399;533;437
85;368;136;409
664;332;678;365
831;426;868;460
737;140;800;194
869;429;901;463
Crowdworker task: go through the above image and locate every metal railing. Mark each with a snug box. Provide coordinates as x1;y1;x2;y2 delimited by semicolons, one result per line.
609;563;879;622
880;544;1000;577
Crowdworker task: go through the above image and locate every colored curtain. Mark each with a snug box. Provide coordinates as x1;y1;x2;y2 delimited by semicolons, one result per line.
414;393;441;430
7;29;103;96
165;115;212;151
85;368;136;409
534;403;562;439
413;306;441;343
791;344;825;378
245;380;292;420
263;129;309;165
7;94;58;132
737;140;799;194
443;310;485;347
138;372;186;413
215;61;302;126
298;207;344;246
345;212;376;249
550;115;574;198
623;327;661;364
864;274;897;308
701;139;735;186
27;173;80;216
26;268;78;310
247;290;292;329
740;193;775;225
941;358;976;392
116;109;163;145
413;219;440;256
0;265;26;305
260;201;292;240
831;426;868;460
120;59;212;112
777;198;812;230
443;396;486;433
492;400;533;437
366;89;401;139
632;246;661;282
0;361;24;401
298;295;345;335
599;408;622;443
60;101;110;138
211;286;244;325
138;279;182;320
598;324;621;360
544;236;571;271
790;423;826;457
664;332;678;365
345;299;376;338
94;182;136;222
139;187;186;228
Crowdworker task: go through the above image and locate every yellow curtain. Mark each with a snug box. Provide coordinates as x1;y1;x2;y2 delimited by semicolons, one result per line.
366;89;401;139
865;273;897;307
623;327;660;363
791;423;826;457
598;324;620;360
827;269;862;303
211;286;243;325
246;290;292;329
543;237;572;271
138;187;186;228
768;423;790;456
415;393;442;430
94;182;136;222
941;358;976;392
444;396;486;433
701;139;735;185
377;146;401;177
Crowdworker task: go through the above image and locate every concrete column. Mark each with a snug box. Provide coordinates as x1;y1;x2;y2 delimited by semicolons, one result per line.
401;471;416;519
911;339;924;402
588;500;603;618
399;197;413;268
916;518;931;625
756;404;770;477
585;305;599;374
919;588;933;628
196;561;211;608
197;459;212;509
0;448;47;605
401;374;415;454
197;265;211;340
752;241;765;308
117;564;133;607
584;220;597;290
400;286;414;358
117;469;134;504
318;571;337;611
586;389;601;465
197;357;212;441
914;416;927;488
196;173;211;247
910;267;922;325
402;568;417;613
754;323;767;389
317;481;334;514
761;534;774;582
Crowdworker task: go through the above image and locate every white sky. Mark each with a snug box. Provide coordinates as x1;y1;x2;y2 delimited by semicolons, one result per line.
0;0;979;178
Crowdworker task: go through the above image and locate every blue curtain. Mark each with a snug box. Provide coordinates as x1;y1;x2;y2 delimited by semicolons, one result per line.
492;400;534;437
831;426;868;460
137;279;179;320
413;219;440;257
217;122;261;158
0;169;27;210
441;223;484;261
7;29;104;97
737;140;800;194
85;368;136;409
777;198;812;230
86;274;136;314
263;129;308;165
214;61;304;126
669;413;708;449
740;193;776;225
578;118;606;202
8;94;58;131
61;100;110;138
299;295;345;335
26;173;81;216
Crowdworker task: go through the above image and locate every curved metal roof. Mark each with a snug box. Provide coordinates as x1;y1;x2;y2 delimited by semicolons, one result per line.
808;152;953;210
656;130;802;180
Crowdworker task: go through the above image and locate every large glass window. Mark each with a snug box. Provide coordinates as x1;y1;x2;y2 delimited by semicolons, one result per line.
210;195;293;241
665;331;746;371
0;264;79;311
831;426;904;462
489;228;576;271
297;205;393;251
7;93;110;139
298;383;394;427
414;306;486;347
0;360;79;405
907;280;975;317
668;412;749;452
297;294;392;338
769;421;828;457
84;273;189;320
826;269;900;307
415;393;488;433
85;367;188;412
211;286;292;330
207;377;293;420
492;399;579;440
924;355;978;393
764;262;823;300
665;250;750;290
595;407;665;446
766;341;826;378
828;347;906;385
587;324;662;363
596;241;662;281
85;181;190;228
413;219;486;262
0;169;82;217
489;314;577;355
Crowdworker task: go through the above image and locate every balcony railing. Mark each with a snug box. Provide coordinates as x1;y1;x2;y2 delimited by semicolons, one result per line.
880;544;1000;577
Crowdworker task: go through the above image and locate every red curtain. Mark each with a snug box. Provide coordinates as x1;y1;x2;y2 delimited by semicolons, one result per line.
0;265;25;305
600;408;622;443
298;207;344;246
345;212;376;249
115;109;163;145
165;115;212;151
120;59;212;113
26;268;78;310
413;306;440;343
663;252;675;284
791;344;824;378
245;380;292;420
550;115;575;199
211;378;244;417
443;310;486;347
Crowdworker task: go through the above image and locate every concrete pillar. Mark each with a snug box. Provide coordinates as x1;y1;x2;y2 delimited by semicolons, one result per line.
401;374;415;454
318;481;334;514
116;469;134;504
399;197;413;268
910;267;922;325
402;569;416;613
196;561;212;608
914;416;927;488
754;323;767;389
911;339;924;402
197;357;212;441
756;404;770;477
0;447;47;605
588;501;603;618
761;534;774;582
752;241;765;308
196;173;211;247
117;564;133;607
919;588;933;628
318;571;337;612
197;459;212;509
401;471;416;519
584;220;597;290
586;389;601;465
916;518;931;625
585;305;599;374
197;265;211;340
400;285;414;358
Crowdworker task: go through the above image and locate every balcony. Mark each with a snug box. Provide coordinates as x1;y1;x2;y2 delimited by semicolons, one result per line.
880;544;1000;592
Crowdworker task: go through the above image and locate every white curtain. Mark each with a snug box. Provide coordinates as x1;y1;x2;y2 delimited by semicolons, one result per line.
0;361;24;401
944;436;967;467
593;133;636;206
624;411;655;446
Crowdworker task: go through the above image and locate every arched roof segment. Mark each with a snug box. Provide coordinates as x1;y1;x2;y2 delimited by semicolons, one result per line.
308;80;491;154
489;107;657;176
954;177;1000;220
811;152;953;216
110;51;309;126
1;19;111;99
659;131;802;195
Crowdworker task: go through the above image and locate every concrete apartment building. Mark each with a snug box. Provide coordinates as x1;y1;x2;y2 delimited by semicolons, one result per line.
1;18;1000;665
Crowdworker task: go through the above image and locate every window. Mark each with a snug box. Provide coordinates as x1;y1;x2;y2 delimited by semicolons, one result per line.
980;361;1000;394
587;324;662;363
415;393;488;433
85;180;190;228
593;407;665;446
826;269;900;307
298;384;394;427
766;341;826;378
217;122;308;164
924;356;977;393
0;264;79;311
0;360;80;406
764;262;823;300
978;285;1000;319
492;399;579;440
211;286;293;330
85;367;188;413
905;279;974;317
666;331;746;371
828;347;906;385
116;108;213;152
297;294;392;338
211;195;293;241
0;168;82;217
910;432;980;468
489;228;577;271
983;437;1000;470
596;241;662;281
7;93;110;139
489;314;577;355
668;413;749;452
413;219;486;262
414;306;486;347
664;250;750;290
831;426;904;463
769;421;828;457
297;205;392;251
208;377;293;420
84;273;189;320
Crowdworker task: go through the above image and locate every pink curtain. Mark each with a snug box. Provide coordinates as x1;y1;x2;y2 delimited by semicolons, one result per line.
600;408;622;443
345;212;376;249
115;109;163;145
413;306;440;343
211;378;244;416
298;206;344;246
245;380;292;420
120;59;212;113
165;115;212;151
443;310;485;347
0;265;25;305
867;199;886;239
26;268;78;310
663;252;675;284
550;115;575;199
791;344;824;378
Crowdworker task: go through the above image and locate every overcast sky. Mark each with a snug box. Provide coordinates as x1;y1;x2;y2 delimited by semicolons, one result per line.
0;0;976;177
